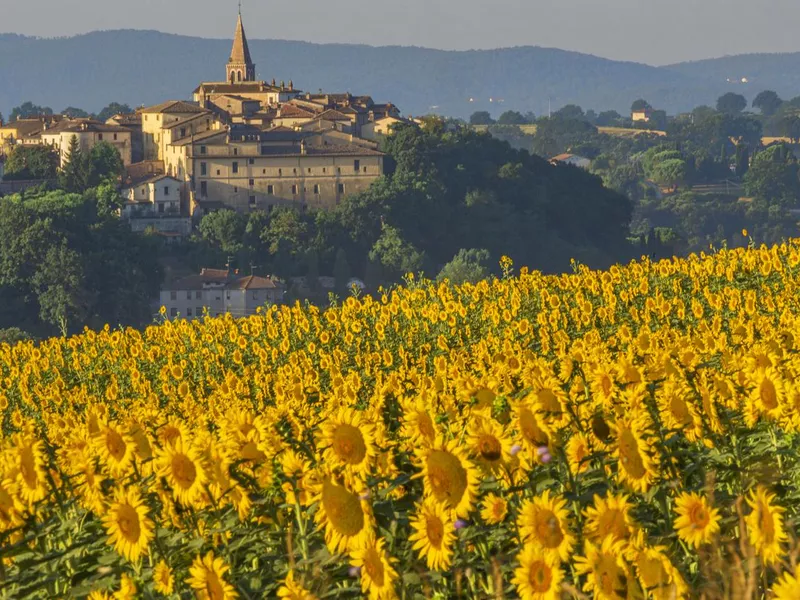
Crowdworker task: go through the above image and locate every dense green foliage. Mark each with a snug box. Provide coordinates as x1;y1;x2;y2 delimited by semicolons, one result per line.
3;145;59;181
0;188;163;336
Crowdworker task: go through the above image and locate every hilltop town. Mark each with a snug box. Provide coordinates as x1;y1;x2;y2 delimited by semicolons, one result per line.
0;11;409;237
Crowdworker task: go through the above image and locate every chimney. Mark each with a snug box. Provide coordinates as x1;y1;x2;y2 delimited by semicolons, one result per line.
289;80;294;91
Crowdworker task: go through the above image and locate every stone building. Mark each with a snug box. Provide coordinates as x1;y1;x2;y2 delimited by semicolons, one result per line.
40;119;133;167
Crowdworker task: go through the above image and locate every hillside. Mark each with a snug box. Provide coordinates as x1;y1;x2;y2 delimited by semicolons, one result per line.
2;31;800;119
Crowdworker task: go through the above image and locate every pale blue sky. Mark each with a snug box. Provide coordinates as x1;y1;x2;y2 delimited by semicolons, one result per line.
4;0;800;65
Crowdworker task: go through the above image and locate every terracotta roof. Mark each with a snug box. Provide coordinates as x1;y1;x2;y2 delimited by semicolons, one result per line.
122;173;181;188
163;113;213;130
229;13;254;65
278;104;316;119
194;82;285;94
228;275;280;290
60;121;130;134
107;113;141;127
314;109;353;122
171;130;228;146
141;100;207;114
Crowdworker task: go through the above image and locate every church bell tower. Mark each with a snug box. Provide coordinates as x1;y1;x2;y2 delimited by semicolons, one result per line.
226;8;256;84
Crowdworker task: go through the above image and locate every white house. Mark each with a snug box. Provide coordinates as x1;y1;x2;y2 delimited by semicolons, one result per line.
550;153;591;169
121;174;190;239
160;268;284;320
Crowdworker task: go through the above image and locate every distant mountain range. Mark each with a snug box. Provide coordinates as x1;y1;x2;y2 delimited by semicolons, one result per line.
2;30;800;120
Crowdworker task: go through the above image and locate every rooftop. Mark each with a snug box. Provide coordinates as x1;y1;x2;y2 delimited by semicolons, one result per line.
141;100;207;115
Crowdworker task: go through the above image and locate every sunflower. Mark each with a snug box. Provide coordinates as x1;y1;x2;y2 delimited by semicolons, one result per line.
153;560;175;595
518;490;575;562
745;367;786;426
745;486;787;565
772;565;800;600
12;435;47;506
612;415;658;494
673;492;720;549
400;398;439;447
512;544;563;600
583;493;635;545
635;546;688;600
102;486;154;562
312;475;372;554
349;534;398;600
409;498;456;571
480;493;508;525
417;438;479;518
574;537;631;600
566;432;591;475
186;551;238;600
156;438;208;507
92;421;135;478
466;416;511;476
0;478;23;530
114;573;137;600
317;408;377;481
277;570;318;600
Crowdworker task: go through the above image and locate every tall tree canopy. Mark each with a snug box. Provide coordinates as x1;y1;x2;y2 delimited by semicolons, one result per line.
9;101;53;122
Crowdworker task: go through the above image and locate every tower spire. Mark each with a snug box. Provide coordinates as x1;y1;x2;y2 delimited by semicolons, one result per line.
226;6;255;83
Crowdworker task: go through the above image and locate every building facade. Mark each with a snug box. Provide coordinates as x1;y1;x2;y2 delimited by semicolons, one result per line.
160;268;284;319
40;120;133;167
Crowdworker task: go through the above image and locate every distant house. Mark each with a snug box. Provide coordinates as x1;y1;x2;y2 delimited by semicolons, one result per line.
160;268;285;319
631;108;653;123
121;173;190;239
550;153;591;169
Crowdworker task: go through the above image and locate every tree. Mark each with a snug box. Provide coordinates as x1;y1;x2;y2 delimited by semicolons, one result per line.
198;209;247;256
96;102;133;123
744;143;800;207
631;99;652;112
9;101;53;122
497;110;528;125
31;243;89;336
436;248;490;285
0;328;31;345
752;90;783;117
3;146;59;180
88;141;123;184
333;248;351;296
58;135;91;192
595;110;623;126
469;111;494;125
62;107;90;118
554;104;585;120
369;225;425;277
716;92;747;115
652;158;688;188
735;143;750;177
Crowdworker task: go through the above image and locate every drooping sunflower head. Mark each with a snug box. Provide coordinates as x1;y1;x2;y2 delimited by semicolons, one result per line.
349;533;398;600
312;475;372;555
102;486;154;563
156;438;208;507
418;438;479;518
745;485;787;565
409;498;456;571
584;493;634;545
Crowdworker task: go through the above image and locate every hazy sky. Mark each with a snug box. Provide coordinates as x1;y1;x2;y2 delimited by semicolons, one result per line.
5;0;800;65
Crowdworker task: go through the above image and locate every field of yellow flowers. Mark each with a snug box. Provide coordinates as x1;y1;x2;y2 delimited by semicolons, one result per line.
3;243;800;599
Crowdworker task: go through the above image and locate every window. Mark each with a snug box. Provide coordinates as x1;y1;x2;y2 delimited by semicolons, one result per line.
249;179;254;187
170;291;177;301
234;187;238;193
267;185;274;195
164;186;170;196
249;158;254;165
197;307;203;316
114;134;118;140
170;307;177;317
226;291;231;300
338;183;345;194
145;115;148;121
252;291;258;299
291;185;298;195
216;169;221;176
180;127;186;138
98;133;103;141
308;168;312;174
233;147;239;156
323;167;327;173
293;168;297;174
186;291;191;300
337;167;341;174
158;203;164;213
354;160;360;172
200;181;207;197
200;145;207;154
249;195;256;206
278;168;282;176
195;291;201;299
313;184;320;194
200;162;207;176
141;188;146;197
363;166;368;173
232;162;239;174
187;308;193;316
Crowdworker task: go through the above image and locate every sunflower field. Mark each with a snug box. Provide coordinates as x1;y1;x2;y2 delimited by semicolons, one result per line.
4;241;800;599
